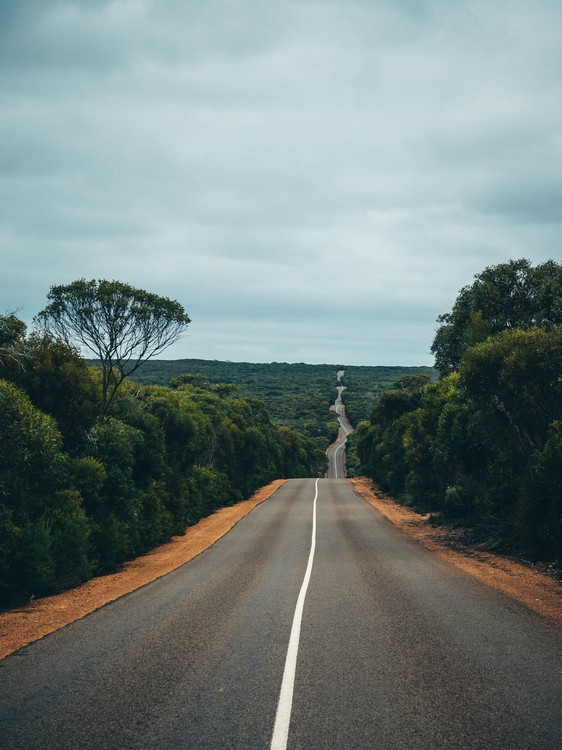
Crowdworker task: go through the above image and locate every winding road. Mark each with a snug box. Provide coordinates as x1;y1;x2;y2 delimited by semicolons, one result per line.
1;479;560;749
326;371;354;479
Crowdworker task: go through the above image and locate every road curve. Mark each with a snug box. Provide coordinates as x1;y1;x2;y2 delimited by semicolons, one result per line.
1;479;560;749
326;386;354;479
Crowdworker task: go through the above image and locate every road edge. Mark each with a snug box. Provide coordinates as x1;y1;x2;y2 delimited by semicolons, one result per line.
350;477;562;629
0;480;287;660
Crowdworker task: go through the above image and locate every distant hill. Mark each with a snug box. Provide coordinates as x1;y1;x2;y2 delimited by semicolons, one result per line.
126;358;437;432
128;358;434;390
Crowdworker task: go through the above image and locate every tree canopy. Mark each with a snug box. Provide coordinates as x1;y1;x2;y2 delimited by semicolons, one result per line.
35;279;190;414
0;313;27;368
0;344;326;606
356;258;562;561
431;259;562;375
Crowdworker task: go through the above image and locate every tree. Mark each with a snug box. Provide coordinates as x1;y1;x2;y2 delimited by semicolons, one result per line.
460;327;562;454
0;379;65;521
35;279;190;414
0;332;102;451
0;313;27;369
431;259;562;374
170;373;209;389
370;374;431;427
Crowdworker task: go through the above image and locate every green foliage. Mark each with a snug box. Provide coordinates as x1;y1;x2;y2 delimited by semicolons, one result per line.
0;379;65;519
0;333;101;451
131;358;436;446
340;366;436;424
68;456;107;516
86;417;144;561
0;313;29;374
0;380;95;598
35;279;190;414
0;507;18;600
48;490;93;587
0;313;26;352
14;520;56;596
431;258;562;375
358;259;562;562
186;466;232;521
524;424;562;560
135;359;340;442
137;481;173;549
0;345;330;605
460;327;562;453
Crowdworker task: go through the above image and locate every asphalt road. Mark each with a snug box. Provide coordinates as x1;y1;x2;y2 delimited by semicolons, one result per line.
326;387;354;479
1;479;561;749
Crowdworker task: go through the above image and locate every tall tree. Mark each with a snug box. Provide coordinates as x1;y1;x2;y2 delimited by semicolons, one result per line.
35;279;190;414
431;259;562;374
0;313;27;368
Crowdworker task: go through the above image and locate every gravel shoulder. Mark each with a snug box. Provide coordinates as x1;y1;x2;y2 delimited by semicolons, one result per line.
351;477;562;628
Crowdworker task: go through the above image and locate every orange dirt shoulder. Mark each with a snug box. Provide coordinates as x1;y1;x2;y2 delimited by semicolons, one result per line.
350;477;562;628
0;480;286;661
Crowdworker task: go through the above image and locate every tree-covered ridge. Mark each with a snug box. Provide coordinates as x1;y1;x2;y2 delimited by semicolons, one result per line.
355;259;562;562
129;359;341;445
130;358;436;442
0;323;325;608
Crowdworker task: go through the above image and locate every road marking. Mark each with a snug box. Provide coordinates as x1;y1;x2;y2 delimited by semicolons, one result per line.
332;420;351;479
270;478;319;750
334;433;346;479
329;387;353;479
334;439;344;478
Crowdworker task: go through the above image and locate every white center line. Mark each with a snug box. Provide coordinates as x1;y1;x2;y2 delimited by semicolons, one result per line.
270;478;319;750
333;422;350;479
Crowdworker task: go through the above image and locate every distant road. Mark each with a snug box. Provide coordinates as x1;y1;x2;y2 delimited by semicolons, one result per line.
326;383;354;478
1;479;560;749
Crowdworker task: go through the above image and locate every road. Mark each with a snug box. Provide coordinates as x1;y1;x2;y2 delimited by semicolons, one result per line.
326;385;354;479
1;479;560;749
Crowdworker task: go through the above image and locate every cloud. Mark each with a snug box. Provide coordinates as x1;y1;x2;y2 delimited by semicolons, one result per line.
1;0;561;365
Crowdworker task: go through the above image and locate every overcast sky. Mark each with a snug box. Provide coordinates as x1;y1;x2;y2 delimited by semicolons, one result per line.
1;0;560;366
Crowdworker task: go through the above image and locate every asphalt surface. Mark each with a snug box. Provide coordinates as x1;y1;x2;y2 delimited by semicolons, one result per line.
1;479;561;749
326;386;354;479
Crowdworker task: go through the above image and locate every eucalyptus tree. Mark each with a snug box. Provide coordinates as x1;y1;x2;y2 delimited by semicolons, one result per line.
431;259;562;375
0;313;27;368
35;279;190;414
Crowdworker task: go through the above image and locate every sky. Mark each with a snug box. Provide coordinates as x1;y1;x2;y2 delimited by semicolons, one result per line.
1;0;561;366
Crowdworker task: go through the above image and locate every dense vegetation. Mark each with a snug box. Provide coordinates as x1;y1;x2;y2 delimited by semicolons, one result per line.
5;258;557;606
339;365;435;425
132;359;435;443
0;316;325;607
0;290;436;608
118;359;342;446
354;259;562;562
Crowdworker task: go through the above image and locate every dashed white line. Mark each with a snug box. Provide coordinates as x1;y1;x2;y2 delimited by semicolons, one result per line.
270;478;319;750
